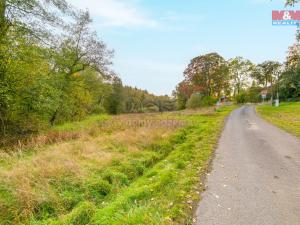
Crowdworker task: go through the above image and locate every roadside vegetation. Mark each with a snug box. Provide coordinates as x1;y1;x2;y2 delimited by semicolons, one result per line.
257;102;300;137
0;106;235;225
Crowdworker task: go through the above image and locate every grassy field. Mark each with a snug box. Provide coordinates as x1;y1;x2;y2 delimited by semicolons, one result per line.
256;102;300;138
0;106;235;225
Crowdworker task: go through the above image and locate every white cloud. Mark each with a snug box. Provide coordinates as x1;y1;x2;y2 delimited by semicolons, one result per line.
72;0;158;28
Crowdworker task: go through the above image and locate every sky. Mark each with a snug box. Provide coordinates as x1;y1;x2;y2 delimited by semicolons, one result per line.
72;0;297;95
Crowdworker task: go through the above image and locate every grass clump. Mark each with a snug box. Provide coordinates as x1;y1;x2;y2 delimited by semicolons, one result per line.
257;102;300;137
88;180;112;200
62;201;96;225
102;171;130;187
30;201;96;225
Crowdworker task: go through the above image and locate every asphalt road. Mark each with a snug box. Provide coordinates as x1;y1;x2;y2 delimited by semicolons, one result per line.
196;105;300;225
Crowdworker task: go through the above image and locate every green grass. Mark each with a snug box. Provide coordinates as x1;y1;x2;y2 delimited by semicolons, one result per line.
257;102;300;137
0;106;236;225
52;114;110;132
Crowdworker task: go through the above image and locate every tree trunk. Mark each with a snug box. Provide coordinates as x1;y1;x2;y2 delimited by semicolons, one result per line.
207;77;212;96
270;80;274;105
0;113;6;136
50;109;58;126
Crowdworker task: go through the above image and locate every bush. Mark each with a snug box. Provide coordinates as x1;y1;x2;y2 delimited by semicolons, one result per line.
186;93;202;109
235;92;247;104
186;94;216;108
200;96;217;106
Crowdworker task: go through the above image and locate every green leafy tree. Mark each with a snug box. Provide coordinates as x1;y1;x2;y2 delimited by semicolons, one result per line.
81;69;112;114
229;57;253;96
105;77;124;115
247;81;263;103
252;61;282;102
48;11;113;124
183;53;229;97
280;33;300;99
173;81;193;110
0;0;74;136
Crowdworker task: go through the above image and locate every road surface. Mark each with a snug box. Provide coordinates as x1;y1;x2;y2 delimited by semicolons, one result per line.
196;105;300;225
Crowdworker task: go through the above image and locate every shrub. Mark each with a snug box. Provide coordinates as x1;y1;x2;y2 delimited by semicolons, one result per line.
247;86;262;103
186;93;202;108
200;96;217;106
235;92;247;103
186;94;216;108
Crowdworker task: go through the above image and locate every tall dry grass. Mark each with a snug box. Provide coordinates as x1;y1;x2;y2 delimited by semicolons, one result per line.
0;113;186;223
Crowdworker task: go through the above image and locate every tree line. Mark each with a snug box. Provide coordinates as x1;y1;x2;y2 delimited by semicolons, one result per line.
174;32;300;109
0;0;175;142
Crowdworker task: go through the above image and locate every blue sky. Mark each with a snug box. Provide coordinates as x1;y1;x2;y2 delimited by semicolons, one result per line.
72;0;297;95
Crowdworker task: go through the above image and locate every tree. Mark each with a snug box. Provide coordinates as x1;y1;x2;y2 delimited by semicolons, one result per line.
252;61;282;102
286;30;300;68
48;11;113;124
105;77;124;115
280;69;300;99
1;0;73;42
229;57;253;96
55;11;113;76
247;81;263;103
286;0;299;6
173;81;193;110
0;37;56;134
183;53;229;97
186;93;202;109
280;31;300;99
152;95;176;112
81;69;112;114
0;0;74;135
0;0;73;80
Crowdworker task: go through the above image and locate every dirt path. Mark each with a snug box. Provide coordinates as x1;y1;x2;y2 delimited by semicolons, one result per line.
196;105;300;225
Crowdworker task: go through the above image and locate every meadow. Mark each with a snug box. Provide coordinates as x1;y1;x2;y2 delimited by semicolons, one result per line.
0;106;235;225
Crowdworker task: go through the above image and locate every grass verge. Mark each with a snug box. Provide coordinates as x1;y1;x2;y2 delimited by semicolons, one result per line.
256;102;300;137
